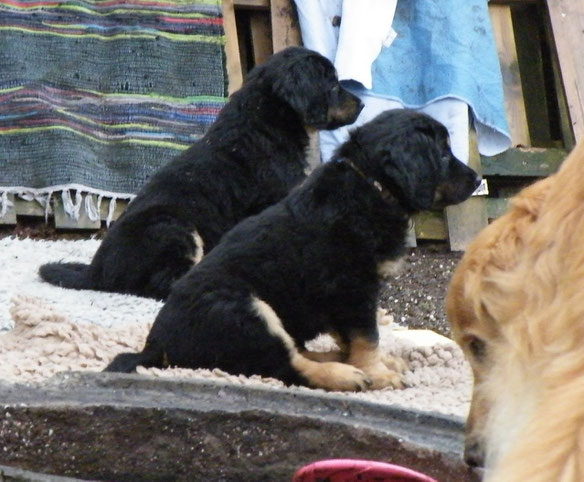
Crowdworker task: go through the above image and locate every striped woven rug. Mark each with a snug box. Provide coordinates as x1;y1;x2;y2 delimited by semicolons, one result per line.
0;0;227;221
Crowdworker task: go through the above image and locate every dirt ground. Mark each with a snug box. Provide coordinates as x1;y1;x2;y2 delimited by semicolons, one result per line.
378;243;462;337
1;217;462;338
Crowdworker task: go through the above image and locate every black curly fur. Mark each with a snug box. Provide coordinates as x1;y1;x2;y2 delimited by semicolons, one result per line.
39;47;363;300
105;110;481;387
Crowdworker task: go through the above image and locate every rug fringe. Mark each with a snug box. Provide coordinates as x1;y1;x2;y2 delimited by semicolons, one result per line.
0;185;135;226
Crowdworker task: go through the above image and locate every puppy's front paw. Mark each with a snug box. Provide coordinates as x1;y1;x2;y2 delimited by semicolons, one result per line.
381;354;409;373
360;362;403;389
367;365;405;390
294;356;373;391
364;356;407;389
346;337;407;390
317;362;374;391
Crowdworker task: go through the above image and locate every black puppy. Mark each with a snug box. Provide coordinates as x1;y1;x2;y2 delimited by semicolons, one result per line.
39;47;363;300
105;110;481;391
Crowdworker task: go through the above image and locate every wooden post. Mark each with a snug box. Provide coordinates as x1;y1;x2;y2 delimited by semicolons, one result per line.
489;4;530;146
269;0;302;52
249;11;273;66
222;0;244;94
546;0;584;141
54;194;102;230
445;131;488;251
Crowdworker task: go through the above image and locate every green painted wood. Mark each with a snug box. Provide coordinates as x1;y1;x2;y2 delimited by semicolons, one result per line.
413;211;448;241
13;197;45;217
486;197;510;219
481;147;567;176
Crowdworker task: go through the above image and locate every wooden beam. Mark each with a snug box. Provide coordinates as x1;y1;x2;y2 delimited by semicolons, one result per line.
53;195;101;230
234;0;269;8
413;211;448;241
222;0;244;94
249;11;273;66
269;0;301;52
445;131;488;251
511;4;552;145
486;197;511;220
489;4;530;146
546;0;584;140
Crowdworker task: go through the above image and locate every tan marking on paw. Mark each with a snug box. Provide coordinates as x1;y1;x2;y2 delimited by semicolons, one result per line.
250;297;377;391
189;230;205;264
377;257;404;278
347;337;405;389
376;307;395;326
381;353;409;373
292;353;372;391
300;349;344;363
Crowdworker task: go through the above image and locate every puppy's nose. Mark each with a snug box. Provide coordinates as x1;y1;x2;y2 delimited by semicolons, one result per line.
357;99;365;114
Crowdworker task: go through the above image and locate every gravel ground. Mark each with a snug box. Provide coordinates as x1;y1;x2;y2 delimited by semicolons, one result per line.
1;218;462;338
378;243;462;337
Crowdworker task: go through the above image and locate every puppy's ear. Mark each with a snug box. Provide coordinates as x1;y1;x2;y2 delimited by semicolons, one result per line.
271;67;328;125
382;146;437;212
268;52;334;126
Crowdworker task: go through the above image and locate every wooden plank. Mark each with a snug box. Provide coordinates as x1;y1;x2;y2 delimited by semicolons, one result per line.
234;0;269;8
269;0;301;52
235;9;250;74
489;4;530;146
546;13;577;150
249;11;273;66
222;0;244;94
547;0;584;139
481;147;567;176
0;193;17;225
99;198;128;223
54;194;101;230
445;131;488;251
13;197;46;217
486;197;511;220
546;0;584;140
511;4;552;145
445;196;488;251
413;211;447;241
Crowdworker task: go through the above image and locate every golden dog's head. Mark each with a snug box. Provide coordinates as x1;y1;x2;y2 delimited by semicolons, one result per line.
446;141;584;481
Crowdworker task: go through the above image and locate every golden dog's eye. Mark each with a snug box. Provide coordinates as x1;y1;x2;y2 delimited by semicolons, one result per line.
466;335;487;362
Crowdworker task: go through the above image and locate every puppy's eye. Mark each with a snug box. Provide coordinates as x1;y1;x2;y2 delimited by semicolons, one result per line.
466;335;487;363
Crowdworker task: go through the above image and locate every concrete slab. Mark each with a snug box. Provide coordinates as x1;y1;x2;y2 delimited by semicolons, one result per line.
0;372;481;481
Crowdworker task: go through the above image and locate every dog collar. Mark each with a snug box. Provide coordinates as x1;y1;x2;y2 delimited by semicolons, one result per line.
339;158;394;203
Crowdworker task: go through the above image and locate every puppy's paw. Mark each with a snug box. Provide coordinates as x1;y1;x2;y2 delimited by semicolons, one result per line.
300;349;344;363
365;363;405;390
294;356;372;391
381;354;408;373
317;362;373;392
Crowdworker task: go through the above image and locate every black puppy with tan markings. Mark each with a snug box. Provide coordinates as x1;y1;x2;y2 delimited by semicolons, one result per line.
106;110;480;391
39;47;362;300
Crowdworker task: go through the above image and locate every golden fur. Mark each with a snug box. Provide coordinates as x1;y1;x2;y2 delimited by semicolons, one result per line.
446;140;584;481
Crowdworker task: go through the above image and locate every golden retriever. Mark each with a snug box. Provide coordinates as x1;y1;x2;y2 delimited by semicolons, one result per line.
446;140;584;481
